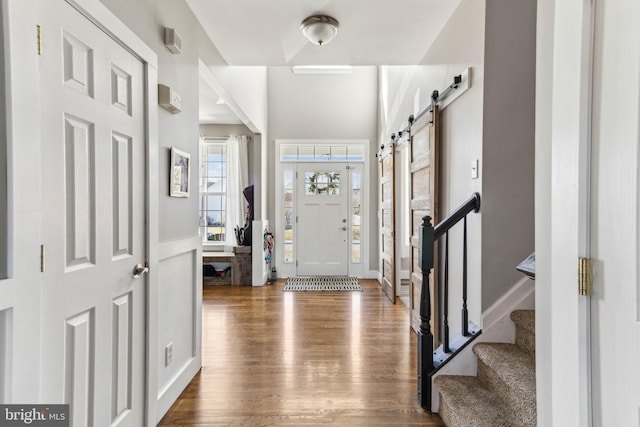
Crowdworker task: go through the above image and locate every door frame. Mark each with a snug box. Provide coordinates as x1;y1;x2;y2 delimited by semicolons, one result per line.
274;140;370;279
540;0;595;424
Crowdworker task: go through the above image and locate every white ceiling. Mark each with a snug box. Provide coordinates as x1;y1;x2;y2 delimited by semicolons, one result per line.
198;76;244;125
190;0;466;125
186;0;463;66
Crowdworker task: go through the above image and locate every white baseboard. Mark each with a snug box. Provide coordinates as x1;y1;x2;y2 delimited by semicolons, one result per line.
156;355;202;423
482;276;535;332
430;277;535;412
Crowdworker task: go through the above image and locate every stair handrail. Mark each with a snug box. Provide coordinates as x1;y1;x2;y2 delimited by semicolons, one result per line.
417;192;482;412
434;192;481;239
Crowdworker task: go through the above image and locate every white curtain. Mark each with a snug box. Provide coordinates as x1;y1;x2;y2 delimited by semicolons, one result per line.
226;135;249;245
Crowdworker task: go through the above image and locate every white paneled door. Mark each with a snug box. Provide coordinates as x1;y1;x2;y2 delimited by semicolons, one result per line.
38;2;146;426
297;163;349;276
588;0;640;424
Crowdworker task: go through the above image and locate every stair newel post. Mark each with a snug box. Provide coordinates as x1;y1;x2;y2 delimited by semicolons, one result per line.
443;231;450;353
462;215;469;336
417;216;435;410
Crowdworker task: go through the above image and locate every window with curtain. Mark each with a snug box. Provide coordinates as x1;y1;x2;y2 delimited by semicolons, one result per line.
199;141;227;243
199;136;249;247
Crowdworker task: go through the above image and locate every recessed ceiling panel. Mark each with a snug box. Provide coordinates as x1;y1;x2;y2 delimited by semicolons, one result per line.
186;0;463;66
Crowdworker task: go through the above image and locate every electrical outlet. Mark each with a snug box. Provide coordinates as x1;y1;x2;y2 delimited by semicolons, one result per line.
165;342;173;367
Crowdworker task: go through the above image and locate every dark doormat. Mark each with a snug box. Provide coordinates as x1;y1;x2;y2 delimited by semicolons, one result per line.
283;276;362;292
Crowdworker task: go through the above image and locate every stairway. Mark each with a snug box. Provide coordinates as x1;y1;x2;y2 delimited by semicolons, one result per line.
435;310;536;427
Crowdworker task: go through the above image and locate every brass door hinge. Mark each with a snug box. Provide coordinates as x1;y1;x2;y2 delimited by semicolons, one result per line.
578;257;592;296
40;244;46;272
37;25;42;55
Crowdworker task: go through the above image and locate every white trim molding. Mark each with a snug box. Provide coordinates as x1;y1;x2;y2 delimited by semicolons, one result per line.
274;140;370;279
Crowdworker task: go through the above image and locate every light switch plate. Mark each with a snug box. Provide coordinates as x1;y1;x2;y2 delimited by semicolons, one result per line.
471;159;479;179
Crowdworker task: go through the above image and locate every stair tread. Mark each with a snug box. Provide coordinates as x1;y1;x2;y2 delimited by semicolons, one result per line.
474;343;535;389
474;343;536;426
510;310;535;335
435;375;513;427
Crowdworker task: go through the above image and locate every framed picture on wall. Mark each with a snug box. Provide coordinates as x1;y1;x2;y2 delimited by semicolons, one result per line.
170;147;190;197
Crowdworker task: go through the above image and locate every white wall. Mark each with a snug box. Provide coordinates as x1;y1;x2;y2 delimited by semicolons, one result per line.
100;0;224;241
198;63;268;222
377;0;535;335
378;0;486;333
379;63;484;332
158;253;196;390
481;0;536;309
440;66;484;331
206;66;268;218
209;66;268;136
420;0;485;66
267;66;379;273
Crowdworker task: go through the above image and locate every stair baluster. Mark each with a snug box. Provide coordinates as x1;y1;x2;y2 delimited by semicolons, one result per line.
417;192;481;412
462;216;469;336
443;231;450;353
417;215;435;409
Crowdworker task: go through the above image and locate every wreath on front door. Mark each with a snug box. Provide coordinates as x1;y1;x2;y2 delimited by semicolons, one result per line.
306;172;340;195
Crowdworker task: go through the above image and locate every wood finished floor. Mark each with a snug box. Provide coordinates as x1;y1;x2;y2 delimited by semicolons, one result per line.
159;279;445;426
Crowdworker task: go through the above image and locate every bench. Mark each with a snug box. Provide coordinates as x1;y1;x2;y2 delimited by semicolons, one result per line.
203;249;251;286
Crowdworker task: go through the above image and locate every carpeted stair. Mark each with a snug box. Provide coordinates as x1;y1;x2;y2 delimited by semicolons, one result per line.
435;310;536;427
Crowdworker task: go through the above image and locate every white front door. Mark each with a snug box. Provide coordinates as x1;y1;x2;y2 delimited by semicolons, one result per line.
38;2;146;426
297;163;349;276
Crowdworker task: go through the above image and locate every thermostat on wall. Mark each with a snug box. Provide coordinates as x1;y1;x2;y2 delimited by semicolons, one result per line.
158;84;182;114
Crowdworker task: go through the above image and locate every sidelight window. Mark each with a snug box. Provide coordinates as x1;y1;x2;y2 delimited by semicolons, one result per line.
283;170;294;263
351;170;362;263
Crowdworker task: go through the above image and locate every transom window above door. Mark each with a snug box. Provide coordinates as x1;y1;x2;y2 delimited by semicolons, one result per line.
280;144;364;162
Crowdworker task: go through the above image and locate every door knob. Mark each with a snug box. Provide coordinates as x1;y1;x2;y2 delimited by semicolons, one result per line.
132;263;149;279
342;219;347;223
341;226;347;231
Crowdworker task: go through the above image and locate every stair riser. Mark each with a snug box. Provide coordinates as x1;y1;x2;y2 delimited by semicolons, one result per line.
477;359;536;427
515;328;535;357
438;393;456;427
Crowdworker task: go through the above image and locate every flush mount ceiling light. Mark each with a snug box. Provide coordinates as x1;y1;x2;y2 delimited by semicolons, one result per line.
301;15;339;46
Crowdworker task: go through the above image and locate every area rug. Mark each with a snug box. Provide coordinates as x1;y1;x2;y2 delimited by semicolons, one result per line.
283;276;362;292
